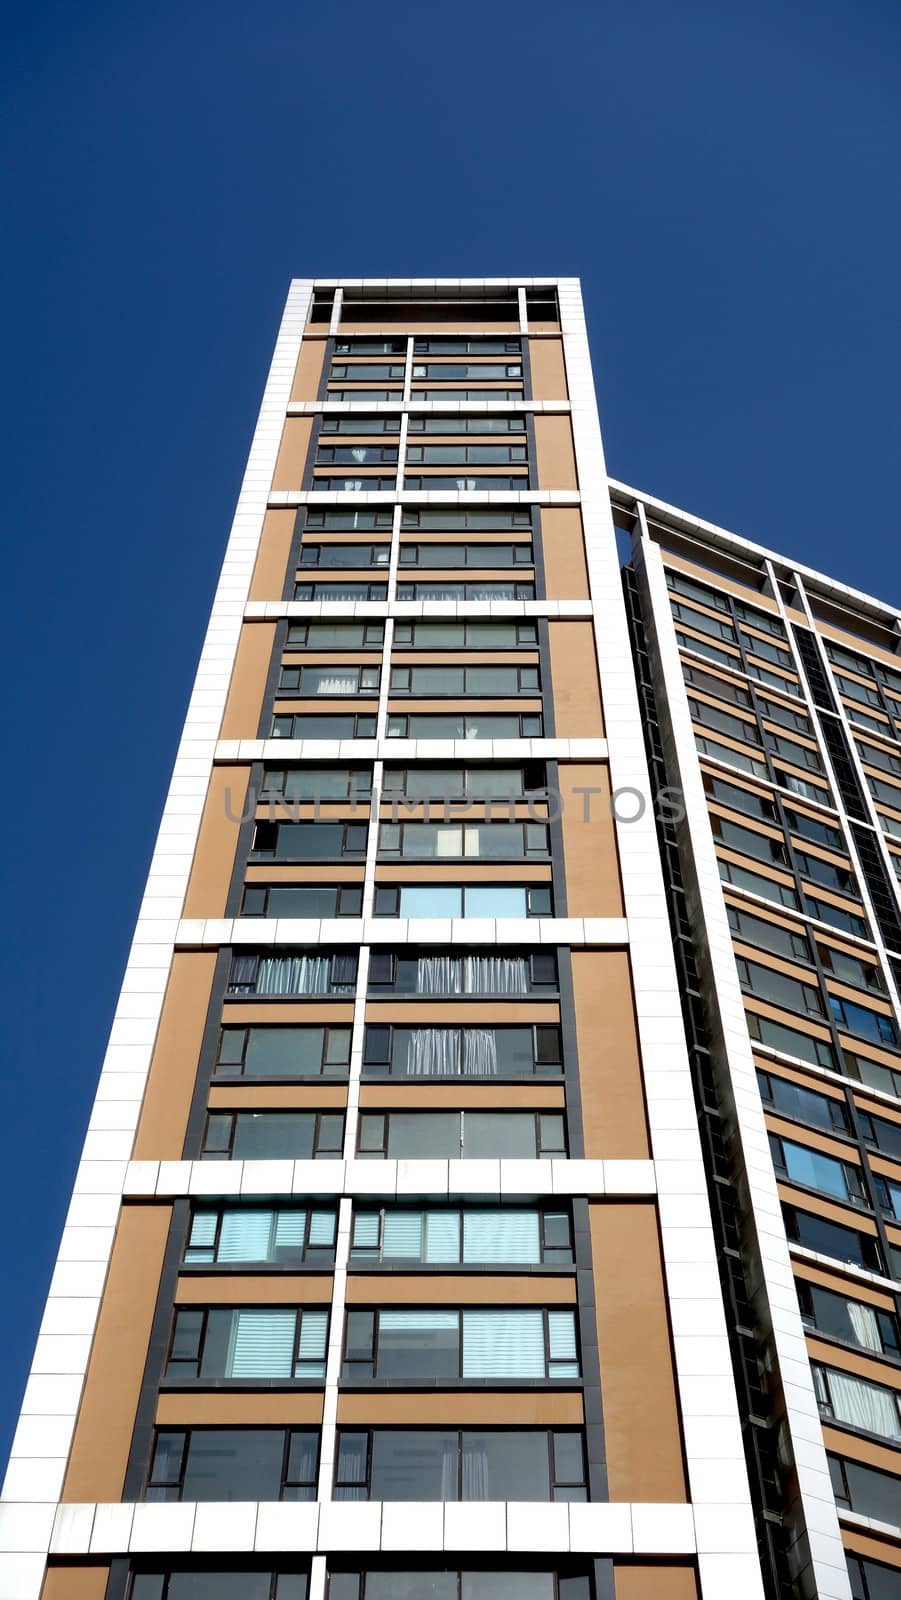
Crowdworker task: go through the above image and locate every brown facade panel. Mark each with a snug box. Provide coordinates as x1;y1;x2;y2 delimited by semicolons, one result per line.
571;952;649;1159
133;952;218;1159
220;621;277;740
559;764;624;917
357;1084;565;1110
345;1275;577;1305
590;1201;687;1500
337;1391;584;1426
533;415;578;490
272;416;314;491
182;765;248;919
249;508;299;601
547;621;604;737
528;339;568;400
41;1568;110;1600
156;1392;324;1426
206;1085;348;1111
364;1002;560;1025
613;1565;699;1600
175;1275;334;1305
290;337;326;401
62;1203;172;1502
541;508;590;600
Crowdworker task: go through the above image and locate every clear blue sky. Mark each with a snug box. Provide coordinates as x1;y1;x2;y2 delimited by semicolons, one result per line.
2;0;900;1464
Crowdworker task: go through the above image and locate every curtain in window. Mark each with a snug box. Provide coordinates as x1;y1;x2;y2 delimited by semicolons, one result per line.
310;672;358;696
337;1433;368;1498
464;956;528;995
307;1209;337;1246
417;955;463;994
462;1310;545;1378
461;1440;488;1500
256;955;331;996
218;1208;277;1262
825;1370;901;1439
462;1029;499;1077
404;1029;460;1077
273;1209;307;1250
846;1301;883;1353
296;1310;328;1376
227;1309;295;1377
463;1210;540;1264
230;954;259;989
423;1211;461;1263
185;1211;218;1261
547;1311;580;1376
383;1211;425;1258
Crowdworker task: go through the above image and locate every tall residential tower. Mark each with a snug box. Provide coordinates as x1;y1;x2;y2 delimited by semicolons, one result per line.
2;279;898;1600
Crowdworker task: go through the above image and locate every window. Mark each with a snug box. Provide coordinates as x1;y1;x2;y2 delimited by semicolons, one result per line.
350;1205;573;1265
392;621;537;649
307;510;394;531
321;414;402;432
326;1571;592;1600
411;362;523;380
727;904;811;962
397;581;535;601
776;769;831;804
803;894;868;938
408;414;526;433
769;1135;867;1206
227;952;358;996
666;570;731;613
847;1555;901;1600
381;765;544;801
857;1110;901;1161
764;732;823;772
873;1175;901;1222
378;822;548;861
829;1454;901;1528
798;1282;900;1358
682;664;753;708
201;1111;344;1161
373;884;553;918
844;1051;901;1101
294;583;388;601
328;389;403;402
834;672;882;708
717;858;799;909
285;623;384;650
330;363;405;379
795;850;857;896
278;666;380;697
413;388;525;402
812;1365;901;1441
333;1428;585;1502
696;734;769;780
129;1573;307;1600
341;1307;579;1382
398;543;532;568
390;665;539;696
166;1307;329;1381
711;815;788;866
756;1071;850;1134
356;1111;565;1160
857;738;901;777
401;509;532;530
412;340;522;355
741;631;793;668
361;1024;562;1078
333;341;406;356
785;809;845;851
146;1427;319;1501
689;697;761;744
184;1204;337;1266
271;714;378;739
241;884;363;919
316;446;398;466
676;629;740;670
783;1205;883;1270
260;767;372;800
406;444;528;464
733;600;787;638
670;599;737;643
367;950;558;996
251;821;368;861
386;713;543;739
736;955;823;1016
829;994;898;1047
312;475;397;493
404;475;527;493
215;1026;352;1079
298;544;390;567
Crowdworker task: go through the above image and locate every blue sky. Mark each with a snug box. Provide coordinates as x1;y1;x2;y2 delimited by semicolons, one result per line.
2;0;900;1462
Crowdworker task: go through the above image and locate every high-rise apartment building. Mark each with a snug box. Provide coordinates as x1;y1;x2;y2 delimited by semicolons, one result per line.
2;277;898;1600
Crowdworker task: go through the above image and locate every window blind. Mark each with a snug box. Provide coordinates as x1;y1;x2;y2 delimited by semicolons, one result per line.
228;1309;295;1377
463;1210;540;1264
462;1310;545;1378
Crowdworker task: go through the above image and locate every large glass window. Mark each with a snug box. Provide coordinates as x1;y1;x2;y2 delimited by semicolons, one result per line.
813;1365;901;1441
756;1071;849;1133
377;822;548;860
251;821;369;860
215;1026;351;1079
373;884;552;919
782;1204;883;1272
411;362;522;380
201;1111;344;1161
392;621;537;649
396;581;535;601
326;1571;591;1600
285;623;384;650
407;414;525;433
294;582;388;601
184;1204;337;1266
389;665;539;696
166;1307;329;1381
356;1111;566;1161
298;544;390;567
847;1555;901;1600
829;1455;901;1527
367;950;557;996
333;1429;585;1502
386;713;543;739
381;765;544;800
362;1025;562;1079
711;815;787;865
798;1281;900;1358
727;904;811;962
341;1308;579;1382
271;714;378;739
829;994;898;1047
316;446;398;466
129;1574;307;1600
349;1205;573;1266
769;1135;867;1206
227;952;358;996
279;666;380;697
746;1011;836;1068
736;955;823;1015
146;1428;318;1501
240;884;363;919
260;767;372;801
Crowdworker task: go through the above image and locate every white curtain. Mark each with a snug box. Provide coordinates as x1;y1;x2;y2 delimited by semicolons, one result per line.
462;1029;499;1076
405;1029;460;1077
256;955;330;995
846;1300;883;1353
826;1370;901;1440
417;955;463;994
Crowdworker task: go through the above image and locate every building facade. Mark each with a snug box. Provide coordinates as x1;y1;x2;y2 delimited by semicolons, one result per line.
0;277;896;1600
